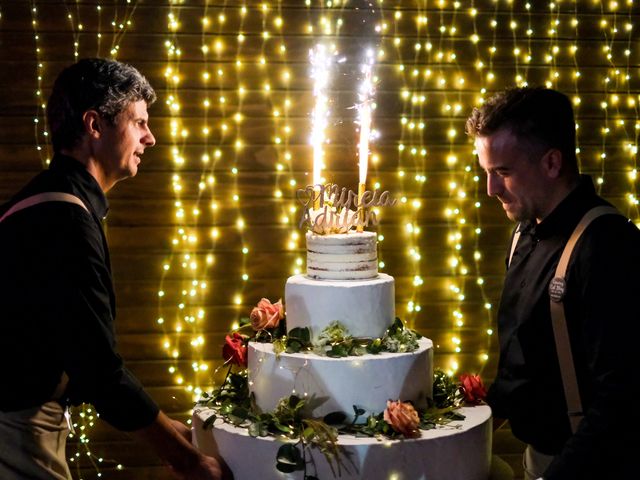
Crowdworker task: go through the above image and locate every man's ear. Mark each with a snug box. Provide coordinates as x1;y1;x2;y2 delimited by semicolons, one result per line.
82;110;102;139
542;148;563;179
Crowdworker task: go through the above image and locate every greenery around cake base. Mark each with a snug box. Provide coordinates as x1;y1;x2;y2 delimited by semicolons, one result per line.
271;317;421;357
197;367;467;479
197;301;487;479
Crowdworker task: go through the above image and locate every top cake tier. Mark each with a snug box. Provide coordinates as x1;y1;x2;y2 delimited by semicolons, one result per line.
306;231;378;280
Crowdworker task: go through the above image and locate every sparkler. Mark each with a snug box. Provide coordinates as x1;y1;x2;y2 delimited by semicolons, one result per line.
357;49;375;232
309;44;335;209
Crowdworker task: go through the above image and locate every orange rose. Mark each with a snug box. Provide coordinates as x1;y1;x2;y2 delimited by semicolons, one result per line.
459;373;487;404
250;298;284;331
383;400;421;438
222;332;248;367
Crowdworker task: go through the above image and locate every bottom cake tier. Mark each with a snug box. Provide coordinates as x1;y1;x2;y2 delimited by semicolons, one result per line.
193;404;492;480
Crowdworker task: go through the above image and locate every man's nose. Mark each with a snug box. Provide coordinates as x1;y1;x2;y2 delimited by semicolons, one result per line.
487;173;503;197
143;128;156;147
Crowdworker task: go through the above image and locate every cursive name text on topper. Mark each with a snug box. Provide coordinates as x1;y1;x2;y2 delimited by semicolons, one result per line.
296;183;397;232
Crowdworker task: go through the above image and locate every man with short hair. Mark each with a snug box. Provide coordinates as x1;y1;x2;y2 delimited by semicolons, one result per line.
467;87;638;480
0;58;226;480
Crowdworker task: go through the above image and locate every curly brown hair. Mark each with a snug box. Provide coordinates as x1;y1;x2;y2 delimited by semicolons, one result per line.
46;58;156;153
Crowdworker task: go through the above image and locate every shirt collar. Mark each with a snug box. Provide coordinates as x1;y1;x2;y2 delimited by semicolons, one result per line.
49;153;110;219
518;175;597;240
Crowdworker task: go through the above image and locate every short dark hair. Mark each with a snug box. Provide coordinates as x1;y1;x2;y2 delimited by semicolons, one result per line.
46;58;156;153
465;87;578;174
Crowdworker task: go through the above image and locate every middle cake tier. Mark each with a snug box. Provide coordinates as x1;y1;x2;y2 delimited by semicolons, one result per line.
248;338;433;422
284;273;394;342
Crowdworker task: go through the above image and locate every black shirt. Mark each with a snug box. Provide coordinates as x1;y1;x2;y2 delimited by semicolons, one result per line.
0;154;158;431
488;175;639;479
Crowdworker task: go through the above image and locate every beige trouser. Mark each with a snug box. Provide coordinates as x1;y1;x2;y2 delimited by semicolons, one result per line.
523;444;555;480
0;401;72;480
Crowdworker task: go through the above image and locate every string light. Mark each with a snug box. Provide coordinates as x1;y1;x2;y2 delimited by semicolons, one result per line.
30;1;49;166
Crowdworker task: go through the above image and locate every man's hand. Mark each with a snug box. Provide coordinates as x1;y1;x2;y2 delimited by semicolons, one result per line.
167;419;233;480
132;411;233;480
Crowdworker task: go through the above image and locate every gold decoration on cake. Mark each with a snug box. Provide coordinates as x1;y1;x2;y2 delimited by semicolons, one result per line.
297;183;397;234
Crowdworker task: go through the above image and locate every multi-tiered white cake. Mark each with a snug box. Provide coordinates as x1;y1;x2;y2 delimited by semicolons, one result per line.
193;229;492;479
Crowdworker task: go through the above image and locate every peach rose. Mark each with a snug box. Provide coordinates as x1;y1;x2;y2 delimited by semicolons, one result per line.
222;332;248;367
459;373;487;404
383;400;421;438
250;298;284;331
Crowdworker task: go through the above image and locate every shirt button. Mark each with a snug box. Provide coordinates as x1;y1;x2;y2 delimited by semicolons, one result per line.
520;280;526;288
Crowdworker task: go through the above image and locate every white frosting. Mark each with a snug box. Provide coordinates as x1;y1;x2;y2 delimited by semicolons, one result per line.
193;405;493;480
285;273;394;341
307;261;378;280
308;251;376;264
248;338;433;421
306;231;378;280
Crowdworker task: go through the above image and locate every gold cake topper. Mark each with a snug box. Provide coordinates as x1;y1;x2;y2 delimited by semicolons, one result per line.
297;183;397;234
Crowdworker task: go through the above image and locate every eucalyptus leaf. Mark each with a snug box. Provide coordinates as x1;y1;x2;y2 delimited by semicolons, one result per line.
228;414;247;426
286;340;302;353
273;338;286;355
388;317;403;335
202;413;217;430
351;345;366;356
276;461;301;473
288;395;301;409
273;419;292;434
323;411;347;425
367;415;382;429
254;329;272;343
231;406;249;419
276;444;303;466
248;422;262;437
220;402;234;415
274;319;287;338
300;327;311;343
448;411;466;421
289;327;311;344
229;373;248;390
366;338;383;354
353;406;366;416
328;344;348;357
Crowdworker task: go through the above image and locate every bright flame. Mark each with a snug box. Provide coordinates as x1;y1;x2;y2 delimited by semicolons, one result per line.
358;49;375;185
309;44;335;186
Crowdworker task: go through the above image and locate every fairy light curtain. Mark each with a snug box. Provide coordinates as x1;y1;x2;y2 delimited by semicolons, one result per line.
0;1;637;478
150;0;638;399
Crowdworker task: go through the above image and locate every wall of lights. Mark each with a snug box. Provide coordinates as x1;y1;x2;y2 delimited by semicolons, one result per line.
0;1;637;478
